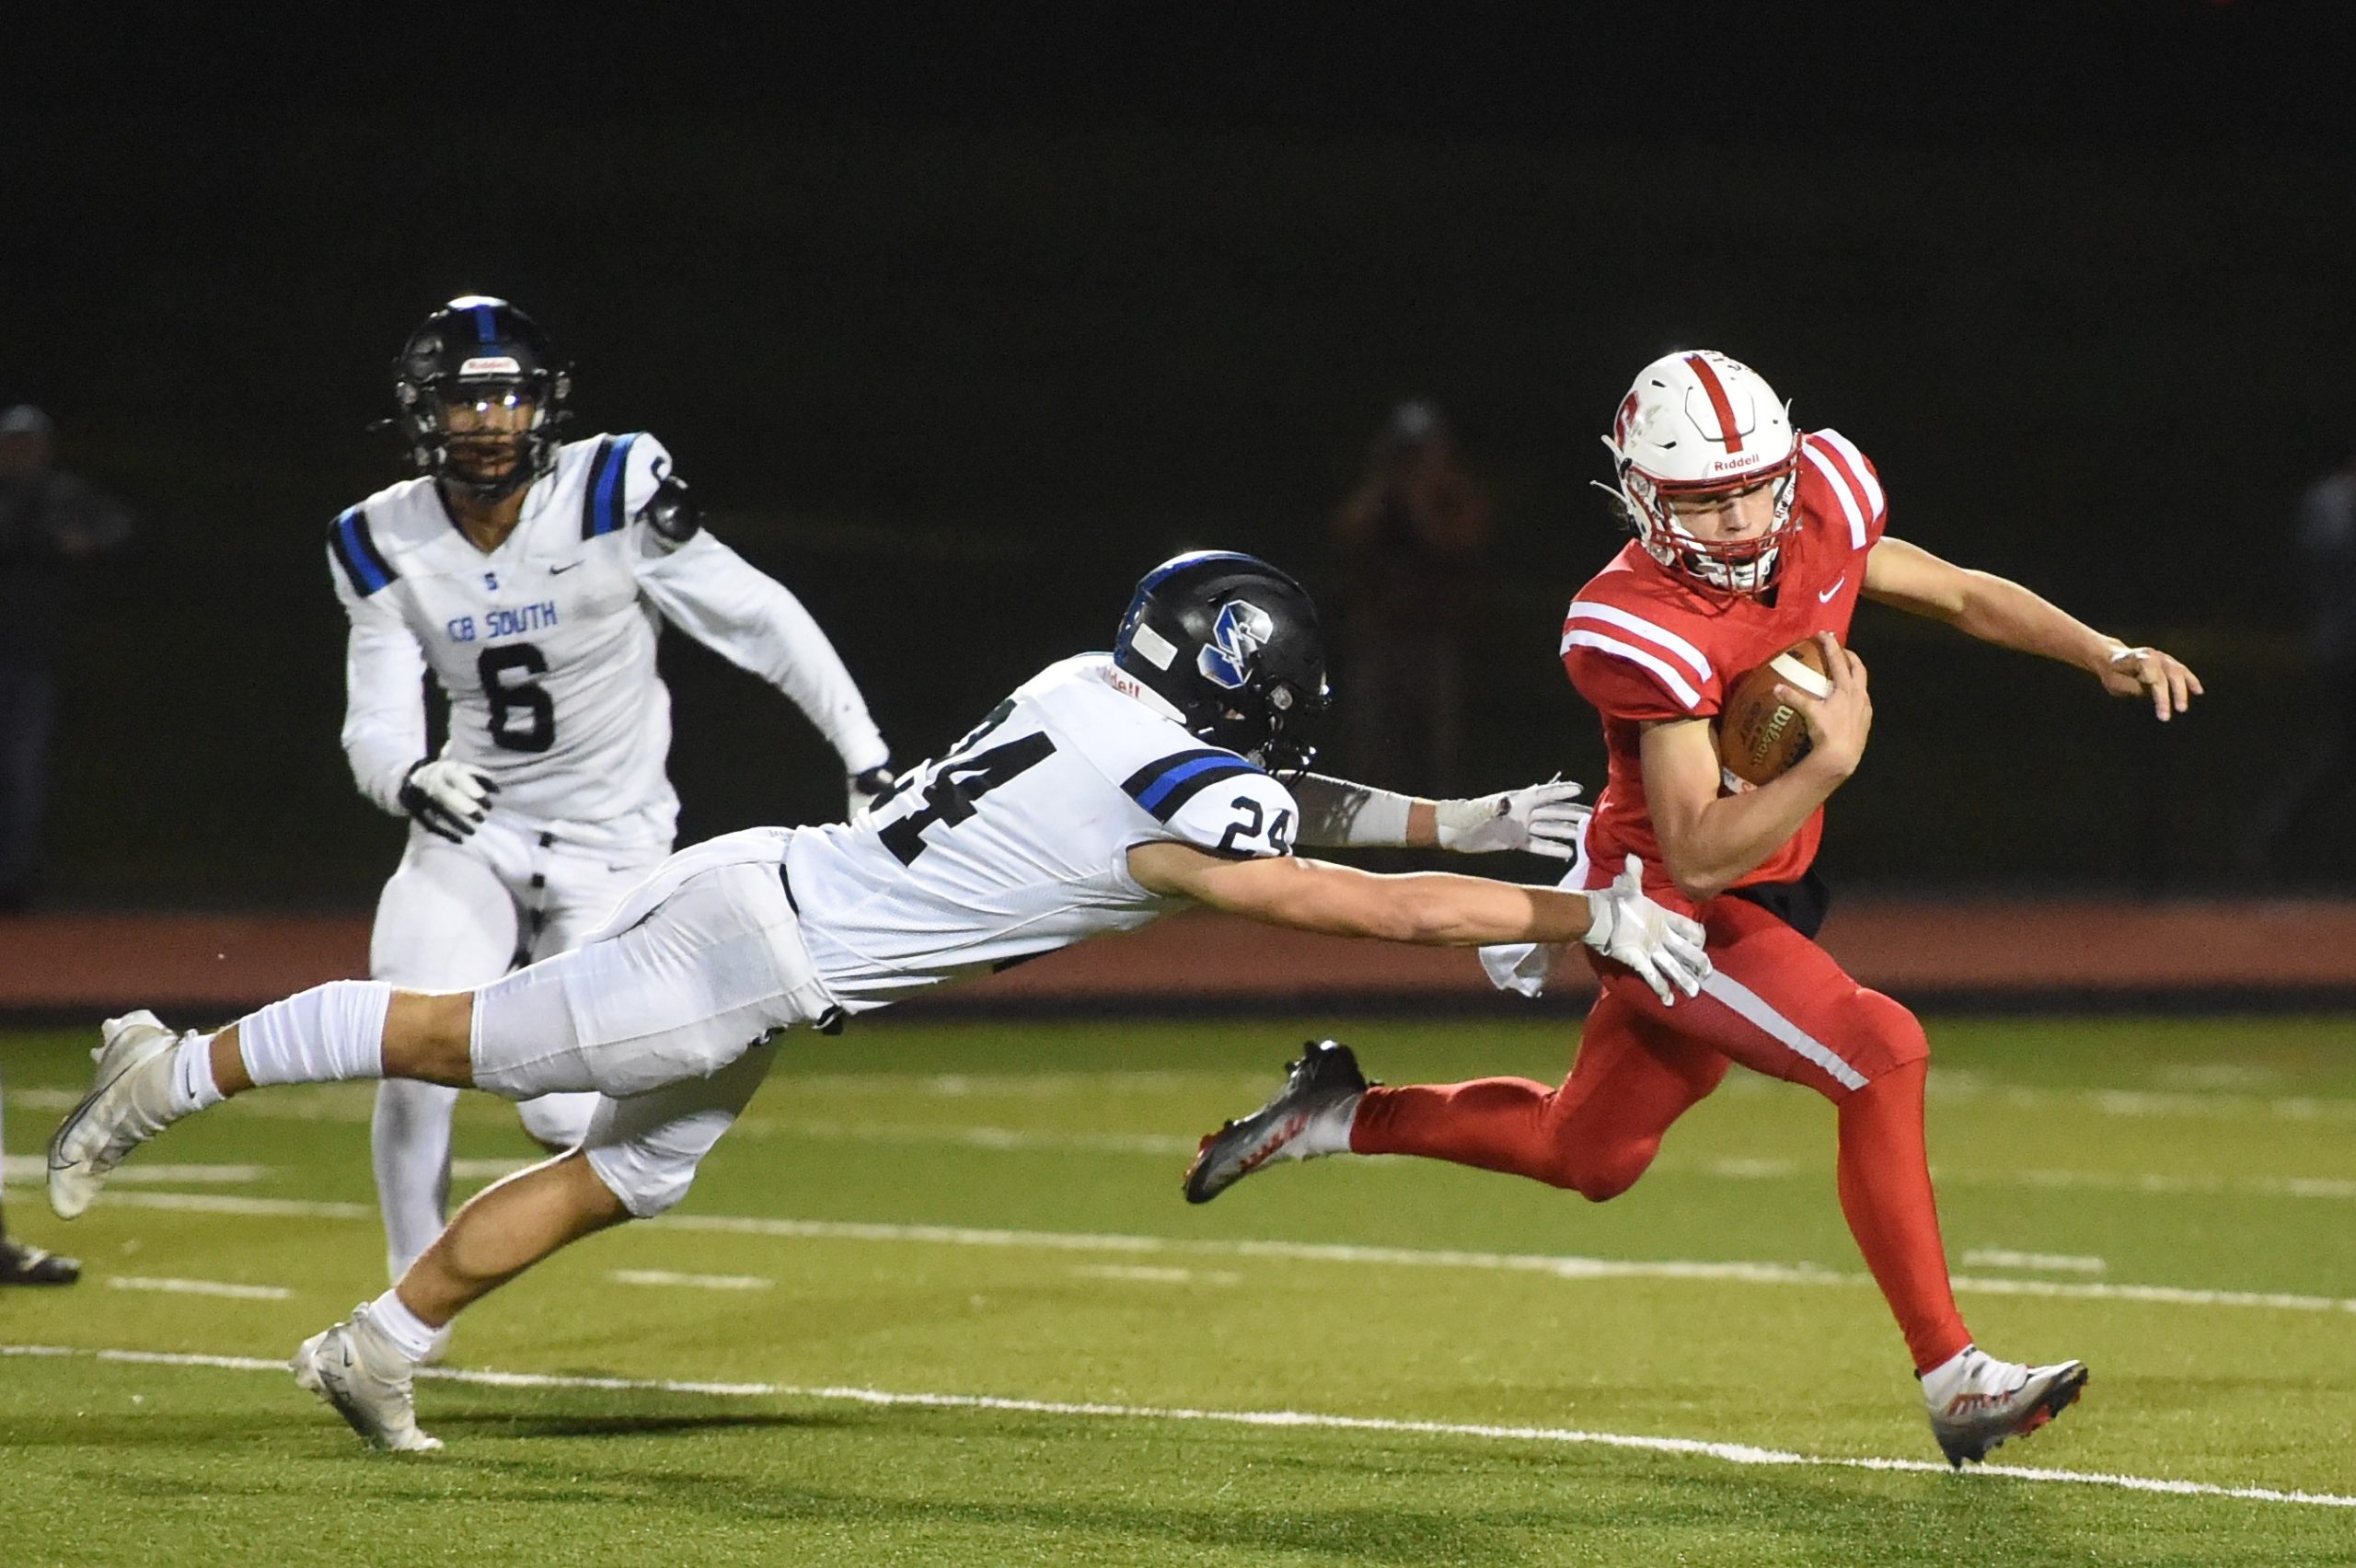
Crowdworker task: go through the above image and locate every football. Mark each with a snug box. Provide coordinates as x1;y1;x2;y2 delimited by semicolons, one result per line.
1715;638;1836;789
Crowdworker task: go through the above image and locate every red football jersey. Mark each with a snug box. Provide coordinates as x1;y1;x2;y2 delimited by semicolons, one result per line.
1561;429;1889;910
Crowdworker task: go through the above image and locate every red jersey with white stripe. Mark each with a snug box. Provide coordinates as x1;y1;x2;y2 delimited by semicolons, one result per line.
1561;429;1888;910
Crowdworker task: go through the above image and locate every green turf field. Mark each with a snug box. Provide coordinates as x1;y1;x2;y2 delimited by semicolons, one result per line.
3;1014;2352;1565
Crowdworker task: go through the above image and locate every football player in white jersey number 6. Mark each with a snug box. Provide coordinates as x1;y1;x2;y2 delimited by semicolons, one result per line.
331;297;896;1285
51;550;1708;1451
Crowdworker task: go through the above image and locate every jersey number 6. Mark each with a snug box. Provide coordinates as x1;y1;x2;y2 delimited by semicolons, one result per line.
479;644;556;754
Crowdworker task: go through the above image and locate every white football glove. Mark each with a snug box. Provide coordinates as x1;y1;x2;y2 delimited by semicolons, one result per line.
398;758;498;843
1434;778;1589;858
846;764;896;822
1579;857;1711;1006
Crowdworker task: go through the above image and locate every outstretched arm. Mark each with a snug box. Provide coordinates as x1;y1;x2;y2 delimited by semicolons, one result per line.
1127;842;1708;1002
1863;535;2203;720
1290;773;1588;858
1130;840;1591;945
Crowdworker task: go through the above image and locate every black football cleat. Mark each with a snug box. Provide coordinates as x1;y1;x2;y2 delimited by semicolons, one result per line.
1184;1040;1371;1205
0;1236;81;1286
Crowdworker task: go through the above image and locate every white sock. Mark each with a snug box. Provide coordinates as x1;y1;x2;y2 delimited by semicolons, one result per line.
364;1287;448;1365
237;980;393;1088
1293;1091;1363;1159
1919;1343;1983;1403
170;1033;225;1113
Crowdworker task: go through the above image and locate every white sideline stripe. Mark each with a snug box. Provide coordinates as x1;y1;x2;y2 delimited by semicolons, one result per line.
1801;442;1868;548
106;1276;291;1301
1561;601;1713;683
1699;970;1868;1090
2;1343;2348;1510
1964;1250;2107;1274
66;1190;2356;1314
610;1269;772;1291
1811;429;1886;523
1559;629;1704;709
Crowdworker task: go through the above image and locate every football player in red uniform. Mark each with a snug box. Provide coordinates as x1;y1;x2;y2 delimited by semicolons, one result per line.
1186;350;2202;1466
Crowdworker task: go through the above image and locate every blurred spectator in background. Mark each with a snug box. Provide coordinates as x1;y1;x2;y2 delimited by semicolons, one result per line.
1330;399;1492;796
0;404;133;911
2241;451;2356;878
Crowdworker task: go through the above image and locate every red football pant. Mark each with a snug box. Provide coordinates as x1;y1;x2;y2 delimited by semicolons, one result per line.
1351;896;1970;1372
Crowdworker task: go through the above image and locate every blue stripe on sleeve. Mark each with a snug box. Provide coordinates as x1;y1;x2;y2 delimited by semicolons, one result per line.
332;508;391;595
1138;755;1253;813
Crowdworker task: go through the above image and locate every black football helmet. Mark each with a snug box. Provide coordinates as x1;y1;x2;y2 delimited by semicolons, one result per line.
391;295;571;500
1114;551;1331;773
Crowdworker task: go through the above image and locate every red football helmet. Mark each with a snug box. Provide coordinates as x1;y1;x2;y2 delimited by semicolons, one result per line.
1600;350;1800;595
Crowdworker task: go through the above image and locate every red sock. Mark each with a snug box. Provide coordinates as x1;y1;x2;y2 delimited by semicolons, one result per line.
1837;1059;1970;1371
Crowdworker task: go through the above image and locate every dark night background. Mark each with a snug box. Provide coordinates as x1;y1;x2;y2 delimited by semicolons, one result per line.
4;3;2353;906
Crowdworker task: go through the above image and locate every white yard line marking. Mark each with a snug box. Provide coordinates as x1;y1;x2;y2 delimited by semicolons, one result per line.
1703;1158;1797;1180
778;1071;1245;1100
1072;1264;1241;1286
1921;1075;2356;1125
18;1137;2351;1208
1;1157;269;1185
95;1192;373;1219
729;1118;1196;1157
450;1159;536;1179
1963;1250;2107;1274
67;1190;2356;1315
6;1090;87;1112
609;1269;771;1292
105;1277;291;1301
706;1120;2356;1202
1999;1168;2356;1202
2;1343;2348;1509
18;1070;2356;1121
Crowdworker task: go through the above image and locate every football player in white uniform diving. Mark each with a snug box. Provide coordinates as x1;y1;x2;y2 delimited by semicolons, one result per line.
331;296;896;1288
51;550;1707;1452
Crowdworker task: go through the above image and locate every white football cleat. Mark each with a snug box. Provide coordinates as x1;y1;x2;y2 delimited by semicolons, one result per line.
1923;1344;2089;1467
1184;1040;1370;1204
292;1304;443;1453
47;1011;187;1219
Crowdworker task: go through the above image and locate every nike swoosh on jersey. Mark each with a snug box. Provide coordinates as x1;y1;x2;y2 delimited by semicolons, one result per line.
1818;576;1846;603
549;560;583;575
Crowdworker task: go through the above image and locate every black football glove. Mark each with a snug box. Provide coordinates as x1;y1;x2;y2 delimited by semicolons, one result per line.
399;758;499;842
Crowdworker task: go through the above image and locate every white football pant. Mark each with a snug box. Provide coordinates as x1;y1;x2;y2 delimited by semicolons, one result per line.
369;817;664;1280
468;826;837;1217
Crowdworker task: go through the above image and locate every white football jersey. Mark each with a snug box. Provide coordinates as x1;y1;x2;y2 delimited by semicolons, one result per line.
783;654;1299;1009
329;432;887;852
